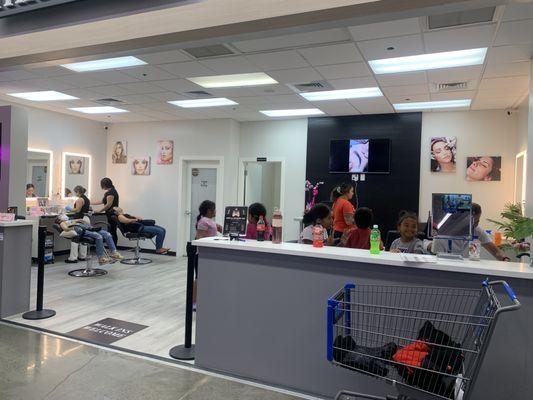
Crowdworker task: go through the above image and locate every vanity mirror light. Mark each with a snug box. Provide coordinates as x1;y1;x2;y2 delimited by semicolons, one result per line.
26;148;53;198
62;152;91;199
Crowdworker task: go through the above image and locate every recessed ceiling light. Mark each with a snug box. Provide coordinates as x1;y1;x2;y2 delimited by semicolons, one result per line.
61;56;147;72
187;73;278;88
393;99;471;111
369;48;487;74
260;108;325;117
300;87;383;101
69;106;129;114
168;98;237;108
7;90;79;101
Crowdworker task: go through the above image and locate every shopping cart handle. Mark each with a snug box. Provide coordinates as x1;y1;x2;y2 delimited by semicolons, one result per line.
484;280;521;310
502;281;517;301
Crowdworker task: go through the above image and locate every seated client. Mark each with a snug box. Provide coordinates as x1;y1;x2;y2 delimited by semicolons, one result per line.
341;207;383;250
113;207;169;254
246;202;272;240
56;214;123;265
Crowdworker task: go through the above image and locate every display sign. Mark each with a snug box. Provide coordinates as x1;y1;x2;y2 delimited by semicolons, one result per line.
0;0;82;18
67;318;148;345
223;206;248;236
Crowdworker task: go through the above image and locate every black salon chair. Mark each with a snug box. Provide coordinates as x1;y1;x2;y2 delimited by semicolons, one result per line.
112;216;156;265
53;224;108;277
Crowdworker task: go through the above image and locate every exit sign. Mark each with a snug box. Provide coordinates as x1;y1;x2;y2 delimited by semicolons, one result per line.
0;0;81;17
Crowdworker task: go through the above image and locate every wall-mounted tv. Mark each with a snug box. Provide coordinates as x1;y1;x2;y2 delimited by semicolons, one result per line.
329;138;391;174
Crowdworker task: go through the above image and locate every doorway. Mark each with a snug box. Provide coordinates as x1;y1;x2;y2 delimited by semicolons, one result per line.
514;151;527;213
178;157;224;256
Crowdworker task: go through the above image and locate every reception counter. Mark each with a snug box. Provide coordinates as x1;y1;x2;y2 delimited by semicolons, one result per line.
194;238;532;400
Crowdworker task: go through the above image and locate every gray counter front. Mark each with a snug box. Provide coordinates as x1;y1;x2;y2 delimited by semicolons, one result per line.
194;240;532;400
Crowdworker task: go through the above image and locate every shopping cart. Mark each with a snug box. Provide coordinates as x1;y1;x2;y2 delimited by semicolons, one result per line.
326;280;521;400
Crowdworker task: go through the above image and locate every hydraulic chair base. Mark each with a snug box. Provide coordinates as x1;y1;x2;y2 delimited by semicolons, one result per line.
121;239;152;265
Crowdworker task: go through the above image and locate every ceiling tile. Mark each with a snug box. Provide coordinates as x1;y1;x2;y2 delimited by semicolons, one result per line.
151;79;202;92
357;34;424;60
0;81;46;93
426;66;483;83
494;20;533;46
249;84;294;96
120;65;178;81
137;110;182;120
381;84;429;97
484;61;531;78
0;69;39;81
54;74;106;88
306;100;358;116
349;98;394;114
232;28;351;52
297;43;363;66
83;70;139;84
228;96;268;106
328;76;379;90
478;76;530;90
11;78;75;91
90;85;134;97
502;3;533;21
472;97;520;110
206;87;257;97
117;82;165;94
158;61;216;77
315;62;371;80
22;66;72;78
429;90;476;101
267;67;323;84
376;71;427;87
135;49;191;64
147;92;188;101
199;56;260;74
245;51;309;71
424;24;496;53
115;94;161;104
487;44;533;64
262;94;308;105
386;93;430;104
61;88;102;99
476;88;529;99
348;18;421;41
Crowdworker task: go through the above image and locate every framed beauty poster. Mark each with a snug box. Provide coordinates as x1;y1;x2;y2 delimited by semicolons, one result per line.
466;156;501;181
430;137;456;173
131;156;151;176
111;140;127;164
66;155;85;175
156;140;174;165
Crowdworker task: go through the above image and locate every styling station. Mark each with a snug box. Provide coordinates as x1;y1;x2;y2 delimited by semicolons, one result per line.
193;238;533;400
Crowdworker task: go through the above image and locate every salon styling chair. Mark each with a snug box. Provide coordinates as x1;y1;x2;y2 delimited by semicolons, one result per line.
113;216;156;265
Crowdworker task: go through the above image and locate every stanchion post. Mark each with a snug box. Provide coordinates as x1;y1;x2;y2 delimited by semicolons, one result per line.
169;241;196;360
23;226;56;320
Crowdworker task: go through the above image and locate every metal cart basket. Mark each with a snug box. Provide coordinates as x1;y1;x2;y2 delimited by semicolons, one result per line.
327;280;521;400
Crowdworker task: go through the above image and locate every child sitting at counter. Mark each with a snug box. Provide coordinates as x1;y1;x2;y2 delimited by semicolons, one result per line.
300;204;333;245
246;202;272;240
389;211;425;254
340;207;383;250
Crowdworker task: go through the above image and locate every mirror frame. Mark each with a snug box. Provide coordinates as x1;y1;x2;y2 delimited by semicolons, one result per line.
62;151;92;200
27;148;53;199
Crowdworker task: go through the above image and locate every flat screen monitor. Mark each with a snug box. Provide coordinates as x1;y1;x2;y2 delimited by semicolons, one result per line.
431;193;472;239
329;138;391;174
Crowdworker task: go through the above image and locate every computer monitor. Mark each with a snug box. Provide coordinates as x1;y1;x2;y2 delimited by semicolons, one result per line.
431;193;472;240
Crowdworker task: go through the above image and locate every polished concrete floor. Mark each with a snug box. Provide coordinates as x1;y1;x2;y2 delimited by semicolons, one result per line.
0;323;307;400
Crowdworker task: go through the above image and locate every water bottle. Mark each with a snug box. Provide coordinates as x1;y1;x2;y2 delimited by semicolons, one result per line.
469;236;481;261
312;224;324;248
370;225;381;255
272;208;283;244
485;230;493;243
257;216;266;242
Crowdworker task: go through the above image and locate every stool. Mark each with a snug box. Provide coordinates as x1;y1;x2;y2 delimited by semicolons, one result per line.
120;232;155;265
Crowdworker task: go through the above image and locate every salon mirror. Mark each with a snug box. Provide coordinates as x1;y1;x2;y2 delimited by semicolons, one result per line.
26;149;53;198
62;152;91;199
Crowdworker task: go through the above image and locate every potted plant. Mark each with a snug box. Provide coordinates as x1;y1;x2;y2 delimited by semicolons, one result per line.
488;203;532;257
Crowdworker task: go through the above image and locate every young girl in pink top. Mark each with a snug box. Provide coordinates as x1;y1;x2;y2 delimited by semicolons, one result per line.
195;200;222;239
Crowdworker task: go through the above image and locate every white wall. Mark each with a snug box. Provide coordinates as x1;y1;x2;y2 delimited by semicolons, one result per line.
517;99;529;154
107;119;240;251
420;110;518;229
239;119;308;241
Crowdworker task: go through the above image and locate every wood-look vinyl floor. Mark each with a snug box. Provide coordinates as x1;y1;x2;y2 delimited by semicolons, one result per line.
6;253;193;360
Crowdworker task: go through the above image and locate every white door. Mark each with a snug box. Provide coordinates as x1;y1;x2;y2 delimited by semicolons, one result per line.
243;161;282;215
187;166;218;242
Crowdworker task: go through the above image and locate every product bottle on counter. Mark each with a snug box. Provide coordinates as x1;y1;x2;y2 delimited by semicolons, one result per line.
312;224;324;248
272;208;283;244
257;216;266;242
370;225;381;255
469;236;481;261
485;230;493;244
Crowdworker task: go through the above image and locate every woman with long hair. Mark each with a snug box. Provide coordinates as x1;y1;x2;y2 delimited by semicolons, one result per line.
331;183;355;245
112;141;127;164
430;137;456;172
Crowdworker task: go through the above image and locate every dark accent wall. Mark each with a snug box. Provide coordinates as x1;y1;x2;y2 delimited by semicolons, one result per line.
306;113;422;235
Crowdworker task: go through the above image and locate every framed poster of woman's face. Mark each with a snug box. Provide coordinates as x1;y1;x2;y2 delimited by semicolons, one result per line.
131;156;151;176
466;156;502;181
66;155;85;175
430;137;456;173
157;140;174;165
112;140;127;164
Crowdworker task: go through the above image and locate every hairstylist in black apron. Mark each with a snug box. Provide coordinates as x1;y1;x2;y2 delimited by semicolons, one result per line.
95;177;120;245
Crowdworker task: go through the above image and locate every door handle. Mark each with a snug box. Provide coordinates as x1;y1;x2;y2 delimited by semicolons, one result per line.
185;210;192;216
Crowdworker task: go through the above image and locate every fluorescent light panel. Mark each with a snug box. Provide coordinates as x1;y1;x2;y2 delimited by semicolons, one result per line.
369;48;487;74
187;72;277;88
8;91;78;101
300;87;383;101
61;56;146;72
393;99;471;111
260;108;324;117
69;106;129;114
168;98;237;108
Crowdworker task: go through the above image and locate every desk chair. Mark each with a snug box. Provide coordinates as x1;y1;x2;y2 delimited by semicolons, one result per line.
113;216;156;265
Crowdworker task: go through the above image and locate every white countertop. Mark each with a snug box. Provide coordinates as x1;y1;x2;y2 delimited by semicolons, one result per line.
0;220;36;227
194;237;533;280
